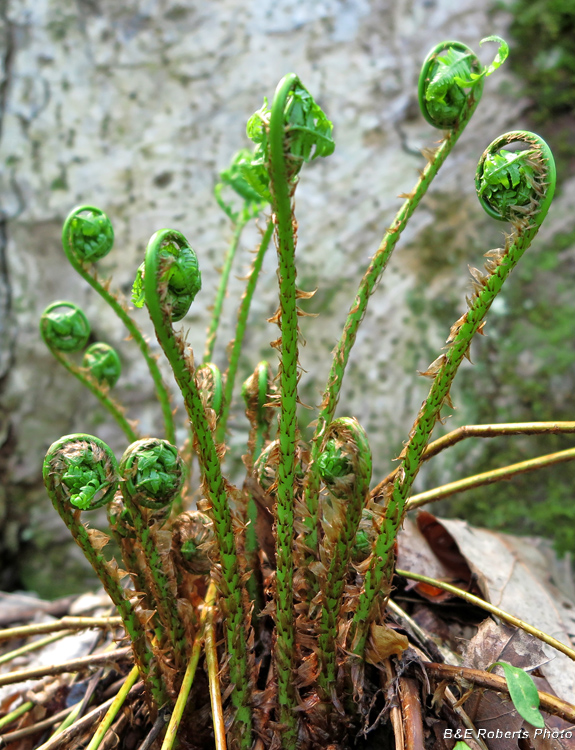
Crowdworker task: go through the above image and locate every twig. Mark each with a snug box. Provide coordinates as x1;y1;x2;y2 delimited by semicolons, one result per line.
421;421;575;461
0;701;34;731
0;616;123;642
0;704;76;746
204;591;226;750
49;667;103;738
161;581;218;750
32;681;144;750
0;630;73;667
0;646;132;687
407;446;575;509
85;666;140;750
398;677;424;750
422;662;575;724
371;421;575;496
395;569;575;661
138;709;169;750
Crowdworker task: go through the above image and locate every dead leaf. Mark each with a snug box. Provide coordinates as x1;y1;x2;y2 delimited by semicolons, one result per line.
430;518;575;704
365;623;409;665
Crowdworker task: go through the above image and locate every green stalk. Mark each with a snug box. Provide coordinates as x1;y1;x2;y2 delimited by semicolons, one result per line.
161;581;217;750
315;418;372;700
242;361;274;617
267;73;301;746
216;218;274;443
348;131;556;656
396;569;575;661
0;701;34;730
142;230;252;747
85;666;140;750
62;206;176;445
119;439;188;671
203;218;246;363
371;420;575;496
42;435;166;707
40;302;138;443
407;445;575;510
301;45;489;575
0;630;72;667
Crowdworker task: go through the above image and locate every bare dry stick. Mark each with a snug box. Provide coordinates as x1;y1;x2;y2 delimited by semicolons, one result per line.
396;569;575;661
0;616;123;643
0;631;73;667
32;682;145;750
0;647;132;687
422;662;575;724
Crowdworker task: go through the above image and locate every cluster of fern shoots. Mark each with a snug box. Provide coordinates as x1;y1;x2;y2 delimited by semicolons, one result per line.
35;34;574;750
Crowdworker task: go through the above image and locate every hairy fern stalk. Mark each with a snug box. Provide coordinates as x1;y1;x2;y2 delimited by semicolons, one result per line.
36;35;570;750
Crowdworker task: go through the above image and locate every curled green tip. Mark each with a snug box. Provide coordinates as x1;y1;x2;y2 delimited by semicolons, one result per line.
62;205;114;264
475;131;556;223
418;40;482;129
83;342;122;388
196;363;224;418
317;439;352;486
318;417;372;500
172;510;214;574
120;438;183;510
43;434;119;511
40;301;90;353
143;230;201;322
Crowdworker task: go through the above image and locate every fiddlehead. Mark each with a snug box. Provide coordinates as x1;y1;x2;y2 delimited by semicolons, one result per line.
133;235;202;323
348;132;556;659
120;439;189;674
42;434;165;706
139;228;253;746
62;205;176;445
83;342;122;388
314;418;372;700
301;36;508;594
418;36;508;129
62;205;114;263
475;131;556;223
40;301;90;352
248;74;334;747
172;510;214;576
40;302;138;443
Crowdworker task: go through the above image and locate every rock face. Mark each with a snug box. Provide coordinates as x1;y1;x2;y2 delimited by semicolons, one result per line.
0;1;572;595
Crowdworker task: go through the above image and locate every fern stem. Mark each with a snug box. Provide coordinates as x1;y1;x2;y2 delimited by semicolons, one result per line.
119;439;189;671
216;217;274;443
267;72;301;747
143;229;252;747
316;418;372;700
62;206;176;445
301;67;486;582
203;218;246;363
348;132;556;656
42;435;165;707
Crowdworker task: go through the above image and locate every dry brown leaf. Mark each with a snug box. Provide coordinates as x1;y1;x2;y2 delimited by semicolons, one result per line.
431;518;575;704
365;622;409;665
